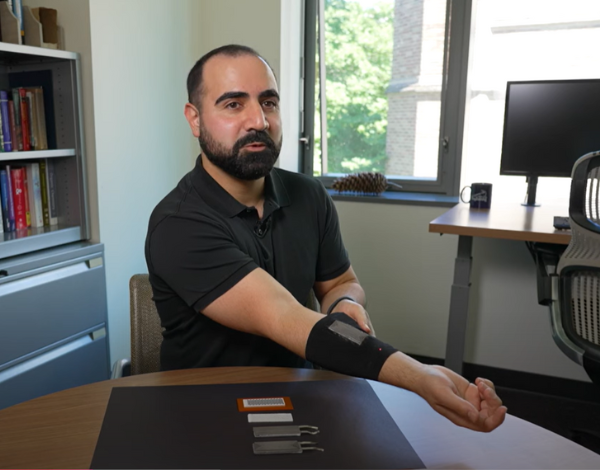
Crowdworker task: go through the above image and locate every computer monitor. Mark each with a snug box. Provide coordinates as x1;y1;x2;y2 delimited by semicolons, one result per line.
500;79;600;206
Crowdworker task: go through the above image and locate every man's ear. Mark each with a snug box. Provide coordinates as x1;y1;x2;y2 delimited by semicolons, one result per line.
184;102;201;138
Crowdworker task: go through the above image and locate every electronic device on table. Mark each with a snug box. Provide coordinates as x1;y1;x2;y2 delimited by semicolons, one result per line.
553;216;570;230
500;79;600;206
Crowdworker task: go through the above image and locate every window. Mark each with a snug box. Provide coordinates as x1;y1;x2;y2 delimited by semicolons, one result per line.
461;0;600;204
302;0;600;201
302;0;470;195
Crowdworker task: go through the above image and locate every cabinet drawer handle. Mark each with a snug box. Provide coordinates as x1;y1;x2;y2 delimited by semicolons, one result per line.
86;257;103;269
0;263;88;296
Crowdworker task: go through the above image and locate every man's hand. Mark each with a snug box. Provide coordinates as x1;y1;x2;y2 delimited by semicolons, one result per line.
380;355;507;433
412;364;507;432
334;299;374;335
314;266;374;333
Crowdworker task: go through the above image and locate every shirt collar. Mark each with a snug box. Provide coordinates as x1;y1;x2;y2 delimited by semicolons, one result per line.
191;155;290;218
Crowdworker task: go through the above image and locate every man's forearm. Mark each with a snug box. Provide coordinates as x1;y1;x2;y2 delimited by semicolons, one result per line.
378;351;425;393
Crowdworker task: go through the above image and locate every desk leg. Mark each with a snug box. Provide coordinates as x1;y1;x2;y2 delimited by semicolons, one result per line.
444;235;473;375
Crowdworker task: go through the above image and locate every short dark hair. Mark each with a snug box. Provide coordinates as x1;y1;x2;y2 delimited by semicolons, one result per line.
186;44;274;108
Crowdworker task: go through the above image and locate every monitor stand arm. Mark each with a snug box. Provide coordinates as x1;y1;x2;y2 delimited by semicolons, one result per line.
522;176;540;207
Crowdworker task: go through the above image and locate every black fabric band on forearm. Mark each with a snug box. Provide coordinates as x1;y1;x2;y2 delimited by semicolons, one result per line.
305;312;397;381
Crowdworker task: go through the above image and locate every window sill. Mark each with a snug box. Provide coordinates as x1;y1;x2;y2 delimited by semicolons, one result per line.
328;189;459;207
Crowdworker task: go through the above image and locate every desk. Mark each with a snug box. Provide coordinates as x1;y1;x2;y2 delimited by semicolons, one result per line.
1;367;599;469
429;203;570;374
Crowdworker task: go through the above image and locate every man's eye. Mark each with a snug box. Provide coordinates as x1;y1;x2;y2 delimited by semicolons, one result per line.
263;100;278;109
226;102;241;109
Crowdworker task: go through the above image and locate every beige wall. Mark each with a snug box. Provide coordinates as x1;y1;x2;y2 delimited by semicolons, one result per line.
88;0;202;362
334;202;456;358
198;0;281;79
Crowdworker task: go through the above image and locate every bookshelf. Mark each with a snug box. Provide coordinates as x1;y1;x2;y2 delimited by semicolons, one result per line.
0;43;109;410
0;42;88;260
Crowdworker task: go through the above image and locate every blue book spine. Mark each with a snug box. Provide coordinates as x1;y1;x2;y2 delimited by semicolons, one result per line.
0;91;12;152
3;166;15;231
0;169;12;231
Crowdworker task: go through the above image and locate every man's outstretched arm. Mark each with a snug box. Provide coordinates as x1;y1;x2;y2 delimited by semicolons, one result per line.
201;267;506;432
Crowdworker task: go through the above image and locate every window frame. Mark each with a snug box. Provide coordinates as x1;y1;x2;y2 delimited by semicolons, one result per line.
300;0;473;197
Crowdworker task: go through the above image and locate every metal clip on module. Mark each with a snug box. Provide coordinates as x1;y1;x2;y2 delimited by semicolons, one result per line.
252;440;324;455
253;425;320;438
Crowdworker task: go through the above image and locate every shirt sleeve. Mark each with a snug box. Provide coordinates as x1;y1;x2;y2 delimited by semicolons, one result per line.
147;215;258;312
314;184;351;282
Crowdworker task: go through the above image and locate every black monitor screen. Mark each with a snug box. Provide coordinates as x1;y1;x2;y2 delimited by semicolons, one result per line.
500;79;600;177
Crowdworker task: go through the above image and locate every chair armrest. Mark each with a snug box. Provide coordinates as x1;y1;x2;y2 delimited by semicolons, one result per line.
111;358;131;379
527;242;566;306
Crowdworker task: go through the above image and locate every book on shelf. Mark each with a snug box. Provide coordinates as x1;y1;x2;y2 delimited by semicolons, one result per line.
0;86;51;152
38;159;50;226
0;91;12;152
18;88;30;151
10;167;26;230
26;90;38;149
0;167;3;233
1;166;15;231
0;158;58;233
44;158;57;224
0;107;4;152
22;163;30;227
0;170;10;232
9;69;57;150
11;88;22;151
8;99;17;153
34;87;48;150
25;162;43;228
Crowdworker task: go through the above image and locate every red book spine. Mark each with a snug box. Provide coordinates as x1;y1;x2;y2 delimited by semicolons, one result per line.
10;167;27;229
18;88;30;151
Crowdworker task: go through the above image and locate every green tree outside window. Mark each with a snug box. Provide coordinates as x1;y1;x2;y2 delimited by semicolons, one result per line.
317;0;393;175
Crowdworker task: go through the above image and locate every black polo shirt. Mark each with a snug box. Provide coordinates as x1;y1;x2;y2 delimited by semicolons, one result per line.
145;156;350;371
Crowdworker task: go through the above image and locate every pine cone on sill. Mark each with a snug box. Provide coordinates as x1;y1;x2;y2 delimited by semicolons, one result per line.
332;172;388;195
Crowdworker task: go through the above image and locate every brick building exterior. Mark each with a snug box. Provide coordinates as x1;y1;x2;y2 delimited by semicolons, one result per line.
385;0;446;177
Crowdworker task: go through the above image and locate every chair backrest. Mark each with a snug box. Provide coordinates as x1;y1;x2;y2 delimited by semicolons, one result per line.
129;274;163;375
556;151;600;383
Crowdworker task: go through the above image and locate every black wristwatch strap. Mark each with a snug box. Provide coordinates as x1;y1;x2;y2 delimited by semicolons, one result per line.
326;296;355;315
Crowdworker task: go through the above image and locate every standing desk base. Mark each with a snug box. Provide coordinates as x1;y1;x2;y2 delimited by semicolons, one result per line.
444;235;473;374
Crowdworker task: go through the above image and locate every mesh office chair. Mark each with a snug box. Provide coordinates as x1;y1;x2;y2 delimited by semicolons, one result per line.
550;150;600;384
111;274;163;378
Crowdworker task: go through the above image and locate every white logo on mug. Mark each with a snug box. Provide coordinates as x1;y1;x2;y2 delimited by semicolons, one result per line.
471;191;487;202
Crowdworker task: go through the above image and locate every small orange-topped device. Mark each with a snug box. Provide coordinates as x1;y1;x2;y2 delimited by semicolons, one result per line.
237;396;293;412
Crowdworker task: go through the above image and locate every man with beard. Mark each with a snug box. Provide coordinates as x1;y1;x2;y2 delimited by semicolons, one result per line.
145;45;506;432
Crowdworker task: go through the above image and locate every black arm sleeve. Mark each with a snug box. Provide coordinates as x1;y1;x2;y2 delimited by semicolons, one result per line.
306;313;397;380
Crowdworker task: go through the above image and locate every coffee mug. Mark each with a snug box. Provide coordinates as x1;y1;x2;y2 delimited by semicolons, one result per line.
460;182;492;209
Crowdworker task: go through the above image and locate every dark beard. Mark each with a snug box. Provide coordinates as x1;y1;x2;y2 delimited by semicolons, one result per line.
199;125;281;181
